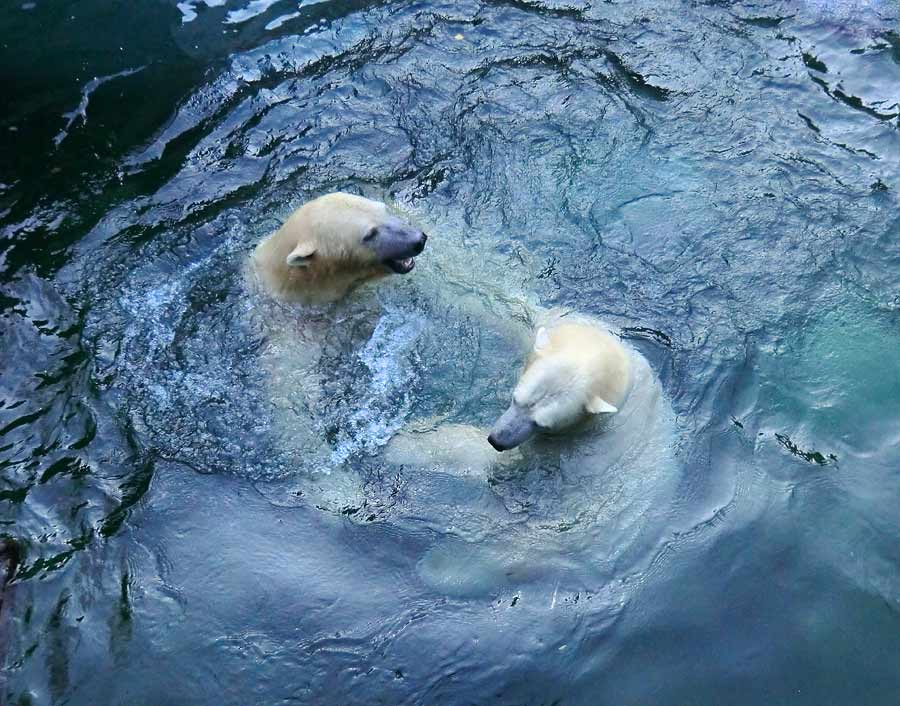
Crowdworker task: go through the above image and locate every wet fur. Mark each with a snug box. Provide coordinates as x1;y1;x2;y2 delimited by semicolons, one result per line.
249;193;395;304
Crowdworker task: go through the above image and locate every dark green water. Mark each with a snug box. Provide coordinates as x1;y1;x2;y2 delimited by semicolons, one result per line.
2;0;900;704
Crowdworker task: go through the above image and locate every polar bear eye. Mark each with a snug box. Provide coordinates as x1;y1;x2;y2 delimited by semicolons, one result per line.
363;227;378;242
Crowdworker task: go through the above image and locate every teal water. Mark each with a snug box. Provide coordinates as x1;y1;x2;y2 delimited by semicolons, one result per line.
3;1;900;704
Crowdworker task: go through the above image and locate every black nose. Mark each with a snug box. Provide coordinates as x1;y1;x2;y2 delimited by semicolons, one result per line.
487;434;505;452
413;233;427;254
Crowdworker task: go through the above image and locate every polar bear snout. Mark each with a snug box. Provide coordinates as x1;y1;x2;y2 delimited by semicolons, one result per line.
365;221;428;275
487;433;512;452
488;402;538;451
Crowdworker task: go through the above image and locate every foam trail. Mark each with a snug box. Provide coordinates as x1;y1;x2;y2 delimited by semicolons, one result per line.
329;306;426;466
53;68;144;147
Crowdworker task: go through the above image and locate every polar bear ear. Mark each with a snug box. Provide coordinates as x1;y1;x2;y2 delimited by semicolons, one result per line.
533;327;550;353
286;242;317;267
586;397;618;415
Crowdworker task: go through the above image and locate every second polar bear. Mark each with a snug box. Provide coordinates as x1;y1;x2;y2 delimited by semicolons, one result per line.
386;310;664;477
250;192;427;303
243;192;429;485
487;315;631;451
383;311;678;596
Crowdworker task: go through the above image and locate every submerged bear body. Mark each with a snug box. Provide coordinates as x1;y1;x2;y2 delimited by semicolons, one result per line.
381;310;678;596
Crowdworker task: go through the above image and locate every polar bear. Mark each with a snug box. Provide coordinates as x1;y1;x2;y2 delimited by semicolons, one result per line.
381;310;678;596
250;192;427;303
385;311;641;472
487;314;630;451
240;192;429;486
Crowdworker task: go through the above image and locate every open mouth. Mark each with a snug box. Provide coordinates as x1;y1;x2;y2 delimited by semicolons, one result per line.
384;257;415;274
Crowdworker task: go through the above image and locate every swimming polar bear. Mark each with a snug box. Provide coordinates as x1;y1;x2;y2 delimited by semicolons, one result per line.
386;310;644;472
383;310;679;596
487;314;631;451
240;192;430;487
249;192;427;303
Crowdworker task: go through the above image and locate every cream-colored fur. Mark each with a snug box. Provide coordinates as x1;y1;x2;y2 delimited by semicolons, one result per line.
382;311;636;473
250;192;394;303
516;314;632;431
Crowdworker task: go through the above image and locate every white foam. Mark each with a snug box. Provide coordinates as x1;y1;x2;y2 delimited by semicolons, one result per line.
329;306;427;465
225;0;284;24
177;0;225;24
265;11;300;30
54;68;144;147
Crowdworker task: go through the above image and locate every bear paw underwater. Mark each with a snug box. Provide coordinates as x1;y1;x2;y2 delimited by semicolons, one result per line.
250;192;428;304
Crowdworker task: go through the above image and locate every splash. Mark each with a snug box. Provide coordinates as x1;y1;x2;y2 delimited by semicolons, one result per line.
329;306;427;465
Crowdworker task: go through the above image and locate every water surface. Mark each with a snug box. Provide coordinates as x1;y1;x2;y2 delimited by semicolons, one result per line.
2;0;900;704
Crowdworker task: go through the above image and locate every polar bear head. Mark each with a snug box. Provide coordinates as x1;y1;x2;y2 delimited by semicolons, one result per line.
252;192;428;302
487;322;632;451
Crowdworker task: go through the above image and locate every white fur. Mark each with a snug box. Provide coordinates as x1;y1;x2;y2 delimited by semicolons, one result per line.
249;192;395;303
517;312;631;431
382;310;678;596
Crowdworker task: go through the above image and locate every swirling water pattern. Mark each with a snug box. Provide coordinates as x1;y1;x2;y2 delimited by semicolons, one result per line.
2;0;900;703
